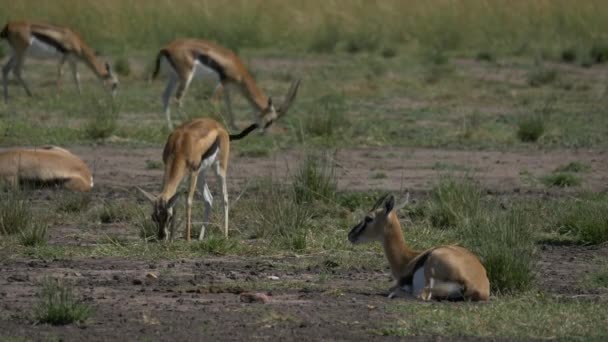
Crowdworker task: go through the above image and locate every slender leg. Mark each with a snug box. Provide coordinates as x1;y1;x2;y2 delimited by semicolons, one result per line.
222;86;238;131
211;83;223;104
2;56;16;103
13;57;32;97
186;171;199;242
68;60;82;94
56;55;67;93
162;74;178;130
197;176;213;241
215;163;229;237
175;72;193;121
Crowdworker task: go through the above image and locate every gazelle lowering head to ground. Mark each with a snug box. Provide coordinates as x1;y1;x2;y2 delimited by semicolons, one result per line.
1;20;118;102
0;146;93;192
151;38;301;130
348;193;490;301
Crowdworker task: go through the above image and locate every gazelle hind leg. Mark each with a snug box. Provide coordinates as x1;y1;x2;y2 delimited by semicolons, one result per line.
56;55;67;93
162;74;178;130
2;56;16;102
185;172;199;242
197;176;213;241
174;72;194;122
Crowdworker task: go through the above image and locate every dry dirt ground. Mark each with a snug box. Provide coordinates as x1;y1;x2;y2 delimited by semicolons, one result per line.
1;146;607;341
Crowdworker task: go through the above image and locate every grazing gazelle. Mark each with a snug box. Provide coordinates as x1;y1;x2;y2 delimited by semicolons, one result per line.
348;193;490;301
151;38;300;130
136;81;299;241
0;20;118;102
0;146;93;192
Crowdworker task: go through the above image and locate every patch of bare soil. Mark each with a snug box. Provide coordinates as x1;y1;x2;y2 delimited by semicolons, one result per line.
70;146;608;194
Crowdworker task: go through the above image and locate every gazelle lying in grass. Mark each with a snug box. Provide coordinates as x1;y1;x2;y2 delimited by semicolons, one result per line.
0;146;93;192
151;38;300;130
137;80;299;241
348;193;490;301
1;20;118;102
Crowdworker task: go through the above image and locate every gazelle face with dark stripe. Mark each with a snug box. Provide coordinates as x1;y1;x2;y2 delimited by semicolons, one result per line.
348;194;394;244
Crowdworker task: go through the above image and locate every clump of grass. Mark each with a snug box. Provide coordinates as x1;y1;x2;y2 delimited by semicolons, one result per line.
517;116;545;142
527;68;558;87
541;172;581;188
56;192;92;213
303;94;348;138
555;161;590;173
191;234;239;255
99;201;133;223
293;152;337;204
0;189;30;235
34;279;91;325
555;196;608;244
381;46;398;59
461;207;536;294
248;180;312;251
19;221;48;247
84;99;119;140
344;31;380;54
309;21;341;53
136;211;157;242
422;177;483;229
370;172;387;179
145;160;163;170
589;43;608;64
113;56;131;77
475;51;495;62
560;47;577;63
586;265;608;288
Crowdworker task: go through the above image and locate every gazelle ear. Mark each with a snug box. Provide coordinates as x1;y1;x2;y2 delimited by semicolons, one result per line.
395;192;411;211
137;187;157;203
167;191;182;209
384;195;395;214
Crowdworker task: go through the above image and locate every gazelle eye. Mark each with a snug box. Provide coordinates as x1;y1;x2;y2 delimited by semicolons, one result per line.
364;216;373;223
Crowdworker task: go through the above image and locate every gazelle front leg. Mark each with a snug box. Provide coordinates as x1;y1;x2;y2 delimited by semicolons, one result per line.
222;86;238;131
56;55;67;93
196;175;213;241
162;74;178;130
186;171;200;242
68;60;82;94
13;57;32;97
2;56;16;102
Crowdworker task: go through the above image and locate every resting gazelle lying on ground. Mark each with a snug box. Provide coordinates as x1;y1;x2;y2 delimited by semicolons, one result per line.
348;193;490;301
138;80;300;241
151;38;299;130
0;146;93;192
1;20;118;102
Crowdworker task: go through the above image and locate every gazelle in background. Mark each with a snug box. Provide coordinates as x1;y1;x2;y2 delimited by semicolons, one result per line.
0;146;93;192
151;38;300;130
136;79;299;242
348;193;490;301
0;20;118;102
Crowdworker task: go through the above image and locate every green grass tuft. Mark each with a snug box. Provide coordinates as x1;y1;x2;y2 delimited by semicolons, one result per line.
145;160;163;170
113;56;131;77
541;172;581;188
517;116;545;142
560;47;578;63
19;221;48;247
34;279;91;325
475;51;495;62
423;177;483;229
84;98;119;140
293;152;337;204
554;161;590;173
0;189;31;235
527;68;557;87
555;195;608;244
56;192;92;213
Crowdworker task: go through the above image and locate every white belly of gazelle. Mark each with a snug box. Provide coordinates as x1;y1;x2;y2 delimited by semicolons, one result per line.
198;148;219;172
28;37;64;59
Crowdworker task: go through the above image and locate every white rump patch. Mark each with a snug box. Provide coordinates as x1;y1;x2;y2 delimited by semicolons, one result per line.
198;147;219;172
28;37;63;59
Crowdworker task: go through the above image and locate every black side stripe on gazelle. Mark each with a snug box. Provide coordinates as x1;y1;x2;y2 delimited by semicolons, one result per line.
195;53;227;81
31;32;68;54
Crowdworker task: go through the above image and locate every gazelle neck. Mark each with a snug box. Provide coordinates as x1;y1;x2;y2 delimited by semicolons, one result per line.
79;44;108;80
241;75;269;112
382;211;420;280
159;156;186;201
